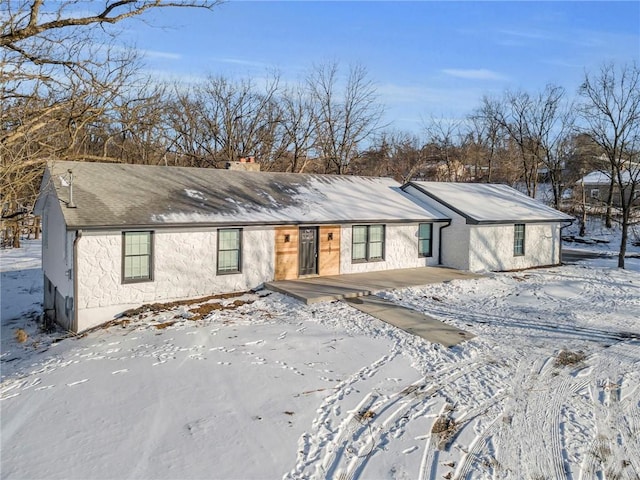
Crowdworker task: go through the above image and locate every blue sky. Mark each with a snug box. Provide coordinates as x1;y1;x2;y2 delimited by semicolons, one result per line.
123;1;639;133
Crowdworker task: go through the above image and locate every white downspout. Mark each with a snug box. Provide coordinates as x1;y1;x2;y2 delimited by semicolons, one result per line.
72;229;82;332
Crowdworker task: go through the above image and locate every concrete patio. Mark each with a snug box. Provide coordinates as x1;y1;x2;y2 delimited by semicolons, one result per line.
264;266;483;304
265;267;482;346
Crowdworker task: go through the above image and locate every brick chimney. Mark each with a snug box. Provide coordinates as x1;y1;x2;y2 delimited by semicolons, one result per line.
226;156;260;171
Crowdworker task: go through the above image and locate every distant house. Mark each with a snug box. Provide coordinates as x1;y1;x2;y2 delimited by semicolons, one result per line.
35;161;573;333
402;182;573;272
576;170;639;207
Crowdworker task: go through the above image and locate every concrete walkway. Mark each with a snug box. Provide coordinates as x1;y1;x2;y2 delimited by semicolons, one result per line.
344;296;474;347
264;266;482;304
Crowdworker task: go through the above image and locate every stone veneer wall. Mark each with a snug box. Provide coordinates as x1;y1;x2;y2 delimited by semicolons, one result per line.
339;223;440;274
468;223;561;272
76;227;274;331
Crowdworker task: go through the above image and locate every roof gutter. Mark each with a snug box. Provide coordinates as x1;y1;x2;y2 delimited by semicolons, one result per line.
72;229;82;333
438;219;452;266
65;218;452;232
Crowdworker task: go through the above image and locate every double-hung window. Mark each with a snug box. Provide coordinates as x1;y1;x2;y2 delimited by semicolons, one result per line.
217;228;242;274
123;231;153;283
514;224;525;256
352;225;385;262
418;223;433;257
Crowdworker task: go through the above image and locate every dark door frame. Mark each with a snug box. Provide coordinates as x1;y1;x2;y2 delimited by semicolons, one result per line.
298;226;318;276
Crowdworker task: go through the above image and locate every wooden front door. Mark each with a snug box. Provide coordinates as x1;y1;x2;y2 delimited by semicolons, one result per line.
299;227;318;276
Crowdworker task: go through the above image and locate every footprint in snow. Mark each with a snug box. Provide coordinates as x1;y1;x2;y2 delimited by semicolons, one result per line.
575;366;594;377
217;361;231;366
67;379;89;387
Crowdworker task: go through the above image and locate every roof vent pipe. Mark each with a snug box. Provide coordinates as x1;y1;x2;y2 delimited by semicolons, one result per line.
67;169;77;208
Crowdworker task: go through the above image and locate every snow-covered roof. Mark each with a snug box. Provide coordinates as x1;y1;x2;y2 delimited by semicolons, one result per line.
578;170;633;185
42;161;449;229
405;181;573;224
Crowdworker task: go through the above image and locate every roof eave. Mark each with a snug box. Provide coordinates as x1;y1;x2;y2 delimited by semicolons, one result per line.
65;217;452;231
470;218;574;225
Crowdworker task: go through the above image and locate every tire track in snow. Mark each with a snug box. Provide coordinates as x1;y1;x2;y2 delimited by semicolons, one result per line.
337;359;488;480
490;352;589;480
288;357;482;479
418;362;504;480
453;413;503;480
418;402;447;480
286;353;395;479
580;341;640;480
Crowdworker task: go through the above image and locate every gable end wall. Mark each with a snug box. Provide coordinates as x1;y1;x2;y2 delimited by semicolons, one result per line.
42;192;74;330
402;185;470;270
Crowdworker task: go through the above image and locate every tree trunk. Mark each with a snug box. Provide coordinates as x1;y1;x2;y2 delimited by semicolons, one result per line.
618;212;628;268
12;223;21;248
580;179;587;237
605;168;615;228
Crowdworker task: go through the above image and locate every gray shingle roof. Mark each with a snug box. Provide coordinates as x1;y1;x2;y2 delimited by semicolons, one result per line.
43;161;448;229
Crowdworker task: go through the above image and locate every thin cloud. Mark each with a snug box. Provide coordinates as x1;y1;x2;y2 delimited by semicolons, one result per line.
139;49;182;61
442;69;508;81
210;57;270;68
378;82;487;112
498;28;556;41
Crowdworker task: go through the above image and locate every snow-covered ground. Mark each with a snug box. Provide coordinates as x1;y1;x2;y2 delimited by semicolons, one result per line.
1;239;639;479
563;216;640;257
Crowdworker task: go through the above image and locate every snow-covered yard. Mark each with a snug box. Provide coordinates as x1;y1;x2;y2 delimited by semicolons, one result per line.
1;240;639;479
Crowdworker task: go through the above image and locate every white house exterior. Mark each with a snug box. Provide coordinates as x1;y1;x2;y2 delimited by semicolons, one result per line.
402;182;573;272
35;162;574;332
35;161;449;332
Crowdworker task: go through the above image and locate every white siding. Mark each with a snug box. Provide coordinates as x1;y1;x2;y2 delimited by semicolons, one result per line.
439;213;470;271
42;194;74;297
468;223;561;272
402;186;471;271
403;184;565;272
340;223;440;274
76;227;274;331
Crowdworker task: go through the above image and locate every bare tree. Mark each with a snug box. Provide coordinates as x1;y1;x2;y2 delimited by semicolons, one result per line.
1;0;221;237
579;62;640;268
423;117;465;181
307;62;384;174
483;85;569;199
355;130;427;182
539;94;575;209
279;84;317;173
2;1;218;51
